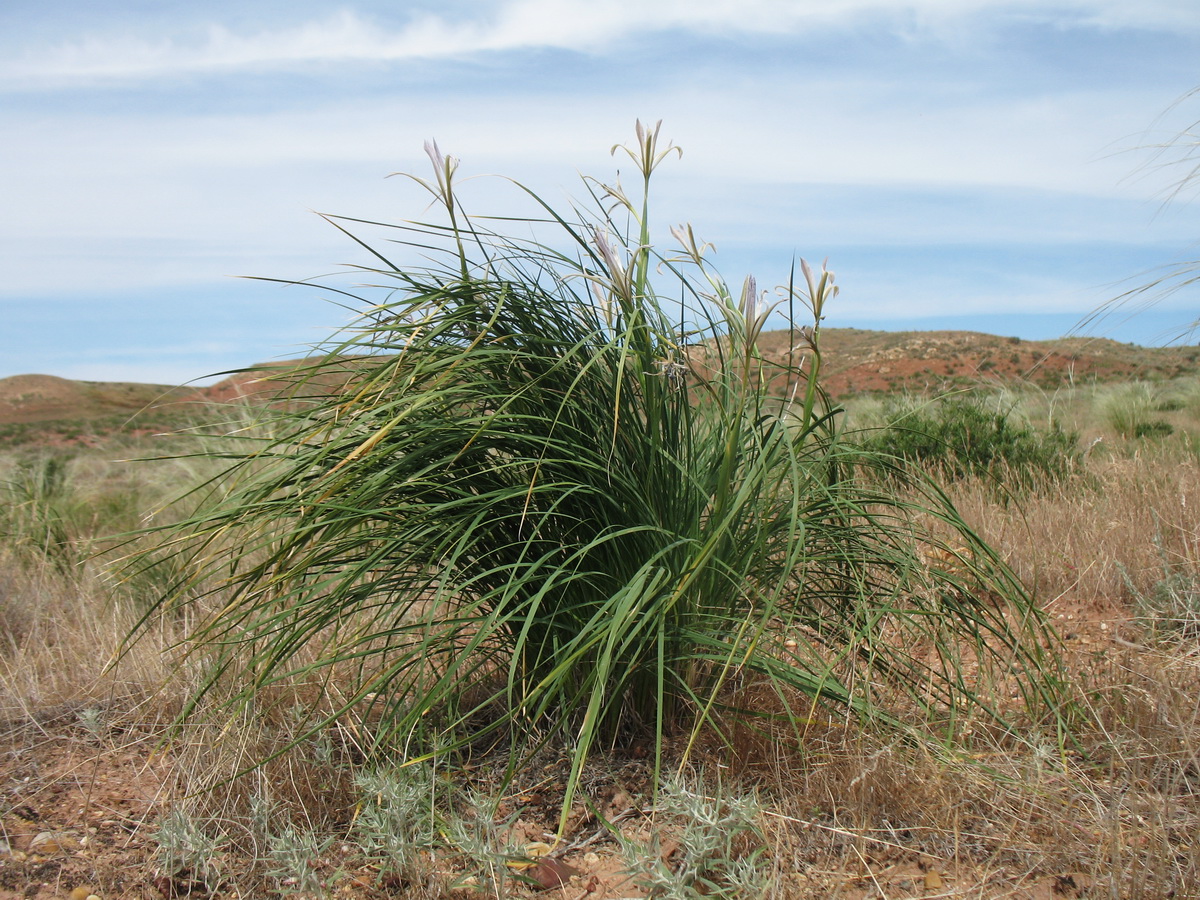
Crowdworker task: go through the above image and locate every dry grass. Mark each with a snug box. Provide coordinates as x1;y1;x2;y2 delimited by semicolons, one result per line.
950;447;1200;614
0;551;167;720
1;432;1199;898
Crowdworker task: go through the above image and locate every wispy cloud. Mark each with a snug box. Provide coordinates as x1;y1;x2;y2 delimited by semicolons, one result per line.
5;0;1198;86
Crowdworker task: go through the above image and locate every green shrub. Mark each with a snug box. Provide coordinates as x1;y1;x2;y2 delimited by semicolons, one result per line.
352;766;440;879
152;807;227;888
1134;420;1175;438
621;774;767;899
266;825;333;897
0;453;80;570
858;395;1079;489
1102;382;1158;439
132;124;1066;825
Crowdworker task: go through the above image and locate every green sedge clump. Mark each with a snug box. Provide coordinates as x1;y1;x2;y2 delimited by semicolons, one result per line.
129;122;1067;828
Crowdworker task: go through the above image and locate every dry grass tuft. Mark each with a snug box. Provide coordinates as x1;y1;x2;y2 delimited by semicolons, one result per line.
0;549;180;725
948;448;1200;612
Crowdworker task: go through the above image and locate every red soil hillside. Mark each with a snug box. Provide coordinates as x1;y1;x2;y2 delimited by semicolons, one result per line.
760;328;1200;396
0;374;199;426
2;329;1197;441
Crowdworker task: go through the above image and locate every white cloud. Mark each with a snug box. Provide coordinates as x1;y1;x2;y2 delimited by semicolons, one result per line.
5;37;1191;300
4;1;1198;86
0;78;1172;229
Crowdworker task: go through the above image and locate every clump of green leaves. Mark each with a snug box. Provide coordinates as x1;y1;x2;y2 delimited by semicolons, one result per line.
622;775;768;900
858;394;1079;490
1103;382;1165;439
1135;420;1175;438
132;123;1066;828
266;824;334;897
352;766;441;880
0;453;80;571
152;807;228;889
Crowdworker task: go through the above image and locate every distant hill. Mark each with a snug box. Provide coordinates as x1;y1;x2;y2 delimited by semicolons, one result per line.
0;374;198;425
2;329;1197;446
790;328;1200;395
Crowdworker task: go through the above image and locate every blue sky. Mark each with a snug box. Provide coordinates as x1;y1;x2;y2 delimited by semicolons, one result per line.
4;1;1200;385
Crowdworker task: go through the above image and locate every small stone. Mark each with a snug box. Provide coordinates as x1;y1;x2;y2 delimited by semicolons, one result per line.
68;888;94;900
582;851;600;867
528;858;579;891
925;870;944;890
